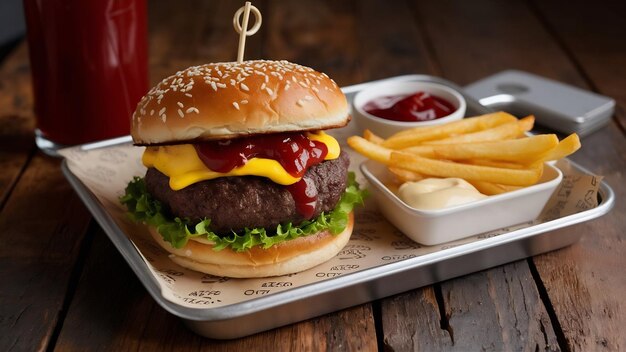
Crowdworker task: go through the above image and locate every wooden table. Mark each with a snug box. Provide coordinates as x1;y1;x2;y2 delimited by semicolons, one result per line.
2;1;624;350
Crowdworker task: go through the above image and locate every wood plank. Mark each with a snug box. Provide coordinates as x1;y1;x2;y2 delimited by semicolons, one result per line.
51;0;377;349
266;0;361;86
413;0;588;88
526;2;626;348
51;227;167;351
356;0;438;80
380;287;454;350
414;0;626;351
0;43;36;208
381;265;560;350
380;267;559;351
439;264;558;351
530;0;626;131
0;25;94;352
0;155;92;351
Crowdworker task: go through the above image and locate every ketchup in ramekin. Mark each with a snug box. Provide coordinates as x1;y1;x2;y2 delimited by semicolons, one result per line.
363;92;455;122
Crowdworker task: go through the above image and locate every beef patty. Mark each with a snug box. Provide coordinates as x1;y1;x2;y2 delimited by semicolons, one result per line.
145;151;349;234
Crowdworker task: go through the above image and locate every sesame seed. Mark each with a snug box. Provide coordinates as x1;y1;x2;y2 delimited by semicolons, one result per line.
296;99;304;107
159;107;166;115
178;109;184;118
210;81;217;91
150;109;155;116
241;100;248;104
304;95;313;101
230;79;236;86
185;93;193;98
186;107;199;114
265;87;273;95
161;115;167;122
216;83;226;88
261;83;266;90
284;84;290;91
312;86;319;93
232;102;240;110
241;83;249;91
177;102;184;108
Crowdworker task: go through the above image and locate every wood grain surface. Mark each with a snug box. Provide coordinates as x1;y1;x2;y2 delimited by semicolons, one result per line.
0;155;92;351
528;1;626;350
1;0;624;351
0;45;34;209
413;1;626;351
0;26;94;351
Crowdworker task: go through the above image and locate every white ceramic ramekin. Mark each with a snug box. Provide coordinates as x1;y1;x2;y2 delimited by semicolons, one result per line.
353;81;466;138
360;160;563;246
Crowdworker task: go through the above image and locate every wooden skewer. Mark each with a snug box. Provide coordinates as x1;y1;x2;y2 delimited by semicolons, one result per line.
233;2;262;63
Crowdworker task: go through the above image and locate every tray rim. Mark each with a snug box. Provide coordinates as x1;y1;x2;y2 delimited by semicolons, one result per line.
61;74;615;324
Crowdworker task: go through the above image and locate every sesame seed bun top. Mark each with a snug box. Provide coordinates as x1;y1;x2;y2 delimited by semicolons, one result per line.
131;60;350;145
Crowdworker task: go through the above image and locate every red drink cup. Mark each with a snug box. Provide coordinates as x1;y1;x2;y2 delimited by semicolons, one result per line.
23;0;149;154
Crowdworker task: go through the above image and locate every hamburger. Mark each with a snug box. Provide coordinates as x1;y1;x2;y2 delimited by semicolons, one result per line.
120;60;365;278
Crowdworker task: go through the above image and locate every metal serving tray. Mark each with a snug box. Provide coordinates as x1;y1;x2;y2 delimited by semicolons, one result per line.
62;75;615;339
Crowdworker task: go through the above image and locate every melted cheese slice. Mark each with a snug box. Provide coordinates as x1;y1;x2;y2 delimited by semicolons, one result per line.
142;131;341;190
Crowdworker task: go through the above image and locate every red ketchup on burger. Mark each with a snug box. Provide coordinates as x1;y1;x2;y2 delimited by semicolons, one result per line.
194;133;328;219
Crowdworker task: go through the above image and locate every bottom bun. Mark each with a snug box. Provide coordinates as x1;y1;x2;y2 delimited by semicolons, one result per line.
148;212;354;278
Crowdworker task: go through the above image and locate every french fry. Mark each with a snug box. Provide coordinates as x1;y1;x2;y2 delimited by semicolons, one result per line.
534;133;581;162
347;136;392;163
464;159;527;170
468;180;522;196
518;115;535;131
388;167;426;183
404;134;558;162
390;151;544;186
400;145;437;158
382;111;518;149
425;116;534;145
347;112;581;199
363;129;385;144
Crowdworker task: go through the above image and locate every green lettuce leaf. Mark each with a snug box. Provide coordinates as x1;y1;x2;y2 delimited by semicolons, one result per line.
119;172;367;252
